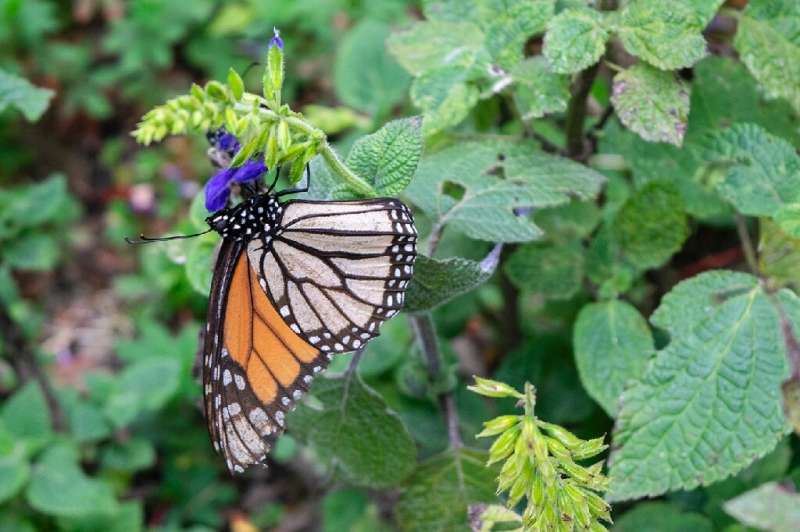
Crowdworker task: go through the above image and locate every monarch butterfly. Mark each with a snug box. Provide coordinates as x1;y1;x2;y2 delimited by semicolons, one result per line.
191;134;417;474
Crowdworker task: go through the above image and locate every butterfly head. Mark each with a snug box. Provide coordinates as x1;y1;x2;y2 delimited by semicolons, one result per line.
206;194;283;241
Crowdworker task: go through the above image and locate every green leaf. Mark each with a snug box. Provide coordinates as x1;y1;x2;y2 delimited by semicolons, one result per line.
1;382;52;444
615;0;708;70
0;69;54;121
511;56;570;119
26;444;118;518
334;20;410;115
543;8;608;74
573;300;654;416
0;435;29;504
101;438;156;472
686;0;725;25
65;400;111;444
346;117;423;196
184;233;218;295
289;374;416;487
387;21;487;76
533;200;601;241
723;482;800;531
608;271;790;501
482;0;555;69
104;358;181;428
322;489;380;532
734;2;800;114
405;140;605;243
504;240;584;299
395;448;498;532
611;64;690;147
615;502;713;532
775;204;800;239
2;233;60;271
411;66;480;136
0;174;76;239
612;181;689;270
704;123;800;218
404;249;498;312
759;219;800;290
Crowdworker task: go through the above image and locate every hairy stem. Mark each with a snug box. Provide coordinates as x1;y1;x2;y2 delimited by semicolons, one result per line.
564;63;600;159
735;214;759;276
410;313;463;448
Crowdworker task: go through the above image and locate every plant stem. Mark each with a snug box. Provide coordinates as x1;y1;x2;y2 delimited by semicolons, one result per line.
564;63;600;159
735;214;759;275
410;313;463;448
346;346;366;378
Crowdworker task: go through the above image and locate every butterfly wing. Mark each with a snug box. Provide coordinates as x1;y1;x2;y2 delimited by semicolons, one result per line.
246;198;417;353
202;239;328;474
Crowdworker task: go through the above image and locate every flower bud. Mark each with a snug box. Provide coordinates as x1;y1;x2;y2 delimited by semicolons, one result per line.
487;425;519;465
545;436;572;463
277;119;291;153
467;376;524;399
227;68;245;100
264;28;284;109
538;421;583;449
477;415;520;438
205;80;228;101
572;436;608;460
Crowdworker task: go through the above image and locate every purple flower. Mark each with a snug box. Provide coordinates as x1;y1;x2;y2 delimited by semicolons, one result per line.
205;160;267;212
217;132;240;155
270;27;283;49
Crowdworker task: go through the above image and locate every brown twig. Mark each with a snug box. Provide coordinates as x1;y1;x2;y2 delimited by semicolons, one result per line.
0;304;66;431
564;63;601;160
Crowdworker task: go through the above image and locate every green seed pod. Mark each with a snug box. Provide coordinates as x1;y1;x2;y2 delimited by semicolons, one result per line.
191;83;205;102
264;125;280;169
488;425;519;465
545;436;572;463
205;80;229;101
589;521;609;532
467;376;524;399
561;460;592;485
477;415;520;438
538;421;583;449
277;120;291;153
572;437;608;461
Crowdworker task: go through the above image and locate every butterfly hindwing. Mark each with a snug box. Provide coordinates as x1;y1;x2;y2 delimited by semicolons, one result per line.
246;198;417;353
203;240;329;474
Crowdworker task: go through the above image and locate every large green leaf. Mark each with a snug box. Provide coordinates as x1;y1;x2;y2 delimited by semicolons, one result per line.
615;0;707;70
723;482;800;531
734;1;800;114
543;8;608;74
346;116;423;196
612;181;689;270
395;448;497;532
103;358;181;428
759;219;800;291
504;240;584;299
611;64;690;147
406;140;604;243
0;69;54;121
704;123;800;220
410;66;479;136
573;300;654;417
0;423;29;504
288;374;416;487
481;0;554;69
2;232;60;271
608;271;790;501
511;56;570;119
387;21;487;76
26;444;118;518
334;20;410;116
1;382;52;444
615;502;713;532
405;249;498;312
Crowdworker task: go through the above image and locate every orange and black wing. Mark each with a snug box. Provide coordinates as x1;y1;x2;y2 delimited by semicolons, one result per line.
202;239;327;474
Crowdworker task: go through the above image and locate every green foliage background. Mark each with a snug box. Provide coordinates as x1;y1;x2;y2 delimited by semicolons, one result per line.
2;0;800;530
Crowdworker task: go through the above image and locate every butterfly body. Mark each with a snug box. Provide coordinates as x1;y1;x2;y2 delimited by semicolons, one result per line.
201;191;417;474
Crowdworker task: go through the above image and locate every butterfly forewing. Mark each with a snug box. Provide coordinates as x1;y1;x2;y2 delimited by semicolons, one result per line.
203;196;416;474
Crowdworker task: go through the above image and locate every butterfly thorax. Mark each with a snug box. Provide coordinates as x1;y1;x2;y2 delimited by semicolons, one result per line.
206;194;283;242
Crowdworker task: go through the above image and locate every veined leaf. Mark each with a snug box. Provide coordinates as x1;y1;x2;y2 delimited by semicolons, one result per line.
288;374;416;488
411;66;480;136
724;482;800;531
615;502;713;532
395;448;497;532
482;0;555;69
759;218;800;291
387;21;487;77
405;247;499;312
0;69;54;121
346;116;423;196
615;0;708;70
573;300;655;417
405;140;605;243
734;1;800;114
511;56;570;119
608;271;790;501
704;123;800;218
504;240;584;300
543;8;608;74
334;20;410;116
611;64;690;147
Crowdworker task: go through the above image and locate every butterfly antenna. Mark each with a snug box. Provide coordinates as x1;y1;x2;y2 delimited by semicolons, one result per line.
124;228;213;245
